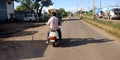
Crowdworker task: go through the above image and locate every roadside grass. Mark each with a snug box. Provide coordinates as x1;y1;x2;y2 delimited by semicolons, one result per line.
84;17;120;29
81;17;120;38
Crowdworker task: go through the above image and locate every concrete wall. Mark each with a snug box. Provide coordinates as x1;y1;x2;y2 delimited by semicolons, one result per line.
6;1;14;20
0;0;14;22
0;1;7;21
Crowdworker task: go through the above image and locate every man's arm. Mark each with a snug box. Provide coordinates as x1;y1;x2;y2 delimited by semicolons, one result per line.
46;17;52;25
58;17;62;26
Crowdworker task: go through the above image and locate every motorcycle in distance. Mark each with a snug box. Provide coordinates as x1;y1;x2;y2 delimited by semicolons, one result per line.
48;29;60;47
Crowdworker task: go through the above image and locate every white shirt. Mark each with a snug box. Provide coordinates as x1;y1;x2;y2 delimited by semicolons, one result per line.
46;16;60;30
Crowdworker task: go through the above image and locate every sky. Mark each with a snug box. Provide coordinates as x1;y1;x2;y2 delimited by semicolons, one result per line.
14;0;120;12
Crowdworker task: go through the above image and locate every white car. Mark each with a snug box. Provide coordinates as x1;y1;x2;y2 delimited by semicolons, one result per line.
23;14;39;21
109;8;120;20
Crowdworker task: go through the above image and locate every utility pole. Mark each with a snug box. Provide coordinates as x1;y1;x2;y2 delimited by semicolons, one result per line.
92;0;94;19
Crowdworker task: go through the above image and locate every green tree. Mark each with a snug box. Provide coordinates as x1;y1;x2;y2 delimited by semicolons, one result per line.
15;0;33;12
56;8;70;17
21;0;34;12
62;12;67;17
15;0;53;15
15;4;28;11
59;8;69;17
59;8;65;13
39;0;53;15
32;1;40;14
66;11;71;16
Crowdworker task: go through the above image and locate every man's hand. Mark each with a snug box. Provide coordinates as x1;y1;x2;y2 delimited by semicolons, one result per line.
46;22;48;25
46;22;50;25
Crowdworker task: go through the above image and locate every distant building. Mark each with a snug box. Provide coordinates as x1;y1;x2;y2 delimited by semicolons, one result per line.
0;0;14;22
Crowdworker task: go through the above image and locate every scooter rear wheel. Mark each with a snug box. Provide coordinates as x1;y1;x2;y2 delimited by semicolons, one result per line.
52;43;57;47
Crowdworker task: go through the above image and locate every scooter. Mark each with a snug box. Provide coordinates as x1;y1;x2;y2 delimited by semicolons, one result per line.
48;29;60;47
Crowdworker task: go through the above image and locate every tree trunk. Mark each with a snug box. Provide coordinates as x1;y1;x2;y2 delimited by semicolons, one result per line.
22;2;31;10
37;8;39;14
39;5;44;16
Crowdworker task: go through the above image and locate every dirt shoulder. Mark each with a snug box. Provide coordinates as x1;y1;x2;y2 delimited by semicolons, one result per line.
0;22;49;60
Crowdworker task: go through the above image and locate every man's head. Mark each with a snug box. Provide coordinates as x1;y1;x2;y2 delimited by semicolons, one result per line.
51;12;56;16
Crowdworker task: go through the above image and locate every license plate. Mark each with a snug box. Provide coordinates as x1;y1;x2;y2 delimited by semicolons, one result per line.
50;40;55;42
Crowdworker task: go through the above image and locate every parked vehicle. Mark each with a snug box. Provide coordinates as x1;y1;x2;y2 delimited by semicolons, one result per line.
94;8;103;18
94;6;120;20
23;14;39;21
109;8;120;20
98;11;103;18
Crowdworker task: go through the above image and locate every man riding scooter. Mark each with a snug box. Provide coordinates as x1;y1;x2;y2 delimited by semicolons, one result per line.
46;12;62;44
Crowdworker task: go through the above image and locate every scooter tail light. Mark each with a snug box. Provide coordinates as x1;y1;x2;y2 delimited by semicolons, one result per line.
49;36;56;40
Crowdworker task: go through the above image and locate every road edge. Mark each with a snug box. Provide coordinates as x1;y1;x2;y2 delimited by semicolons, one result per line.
81;20;120;41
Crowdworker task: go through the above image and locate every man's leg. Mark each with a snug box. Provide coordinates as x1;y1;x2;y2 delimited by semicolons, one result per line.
46;29;50;43
57;28;62;41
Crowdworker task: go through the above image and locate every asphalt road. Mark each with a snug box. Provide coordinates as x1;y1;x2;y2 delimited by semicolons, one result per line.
35;18;120;60
1;18;120;60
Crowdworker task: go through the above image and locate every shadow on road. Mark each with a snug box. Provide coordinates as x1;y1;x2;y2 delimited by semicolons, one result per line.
0;31;38;38
59;38;113;47
0;38;114;60
0;40;47;60
0;23;45;38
